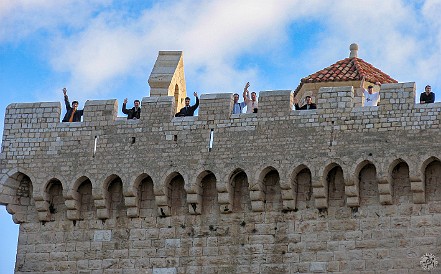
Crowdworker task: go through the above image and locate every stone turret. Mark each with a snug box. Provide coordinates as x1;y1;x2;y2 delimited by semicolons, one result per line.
148;51;187;113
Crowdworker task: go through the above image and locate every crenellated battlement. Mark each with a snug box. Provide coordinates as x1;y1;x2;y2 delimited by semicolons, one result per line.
2;82;437;130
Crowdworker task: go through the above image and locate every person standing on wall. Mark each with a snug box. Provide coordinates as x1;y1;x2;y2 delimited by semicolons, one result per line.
62;88;84;122
294;96;317;110
175;92;199;117
420;85;435;104
243;82;258;113
360;77;381;106
122;98;141;119
232;92;246;114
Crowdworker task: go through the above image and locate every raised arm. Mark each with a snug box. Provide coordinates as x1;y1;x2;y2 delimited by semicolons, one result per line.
192;92;199;110
243;82;250;103
122;98;130;114
63;88;71;111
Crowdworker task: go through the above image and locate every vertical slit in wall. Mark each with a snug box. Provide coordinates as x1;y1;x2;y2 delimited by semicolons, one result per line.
93;136;98;157
330;121;335;147
208;129;214;152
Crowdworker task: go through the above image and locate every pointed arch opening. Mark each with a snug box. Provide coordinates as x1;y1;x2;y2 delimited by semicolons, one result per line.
424;158;441;202
260;167;282;211
45;178;66;221
174;84;180;113
3;172;38;223
358;162;378;206
326;164;345;207
229;169;251;212
135;174;156;218
390;160;411;204
104;175;126;219
293;166;313;210
75;177;95;220
200;171;218;215
167;173;187;215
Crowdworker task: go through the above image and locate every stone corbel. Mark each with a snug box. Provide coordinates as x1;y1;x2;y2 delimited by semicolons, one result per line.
187;175;202;215
153;176;170;217
345;176;360;207
378;175;392;205
312;175;327;209
280;172;295;211
93;188;109;220
249;176;264;212
217;176;231;214
410;174;425;204
64;190;80;220
34;192;50;222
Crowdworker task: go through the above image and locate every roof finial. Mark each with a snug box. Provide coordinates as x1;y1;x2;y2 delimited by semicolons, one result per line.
349;43;358;58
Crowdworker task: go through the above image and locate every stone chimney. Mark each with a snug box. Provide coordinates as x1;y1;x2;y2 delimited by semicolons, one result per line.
349;43;358;58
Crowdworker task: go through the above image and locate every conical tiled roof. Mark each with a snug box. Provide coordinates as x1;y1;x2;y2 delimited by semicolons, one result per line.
293;57;398;95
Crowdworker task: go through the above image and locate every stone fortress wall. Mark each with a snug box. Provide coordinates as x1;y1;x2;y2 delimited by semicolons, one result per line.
1;52;441;273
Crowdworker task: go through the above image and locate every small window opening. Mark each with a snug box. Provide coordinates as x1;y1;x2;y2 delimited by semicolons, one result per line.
208;129;214;152
93;136;98;157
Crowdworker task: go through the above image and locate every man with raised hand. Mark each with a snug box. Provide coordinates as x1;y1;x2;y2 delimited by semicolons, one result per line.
122;98;141;120
243;82;258;113
62;88;84;122
360;77;381;107
294;96;317;110
175;92;199;117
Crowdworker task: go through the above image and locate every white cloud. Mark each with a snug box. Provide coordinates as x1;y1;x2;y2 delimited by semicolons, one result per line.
4;0;441;99
0;0;111;42
48;0;323;97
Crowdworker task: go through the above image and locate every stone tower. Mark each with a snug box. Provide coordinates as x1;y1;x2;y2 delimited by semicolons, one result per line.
148;51;187;113
1;50;441;273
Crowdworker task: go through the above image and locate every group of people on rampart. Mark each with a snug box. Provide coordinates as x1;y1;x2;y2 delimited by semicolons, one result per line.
61;81;436;122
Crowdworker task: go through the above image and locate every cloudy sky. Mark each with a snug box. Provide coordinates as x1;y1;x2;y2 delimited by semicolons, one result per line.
1;0;440;272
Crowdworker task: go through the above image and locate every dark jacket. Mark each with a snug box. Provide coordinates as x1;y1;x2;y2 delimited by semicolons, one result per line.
122;104;141;119
175;97;199;117
420;92;435;104
62;96;84;122
295;103;317;110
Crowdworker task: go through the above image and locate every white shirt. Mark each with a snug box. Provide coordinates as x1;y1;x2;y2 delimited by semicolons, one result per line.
363;89;380;106
244;93;258;113
245;99;258;113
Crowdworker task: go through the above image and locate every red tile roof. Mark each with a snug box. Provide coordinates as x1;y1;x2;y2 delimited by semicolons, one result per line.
293;57;398;95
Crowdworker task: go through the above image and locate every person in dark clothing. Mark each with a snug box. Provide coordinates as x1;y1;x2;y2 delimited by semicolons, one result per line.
294;96;317;110
122;98;141;119
62;88;84;122
420;85;435;104
175;92;199;117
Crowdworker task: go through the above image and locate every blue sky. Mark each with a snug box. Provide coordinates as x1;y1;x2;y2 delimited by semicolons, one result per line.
1;0;441;272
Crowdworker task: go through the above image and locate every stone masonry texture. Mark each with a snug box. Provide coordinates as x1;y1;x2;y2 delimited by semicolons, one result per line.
0;52;441;273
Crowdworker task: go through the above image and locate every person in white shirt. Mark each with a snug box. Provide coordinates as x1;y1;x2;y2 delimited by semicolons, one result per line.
243;82;258;113
360;77;381;106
